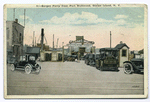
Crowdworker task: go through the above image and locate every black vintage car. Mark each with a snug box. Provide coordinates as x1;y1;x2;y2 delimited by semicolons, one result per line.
10;55;41;74
95;48;119;71
123;58;144;74
91;54;100;66
88;54;100;66
85;53;90;65
65;55;77;61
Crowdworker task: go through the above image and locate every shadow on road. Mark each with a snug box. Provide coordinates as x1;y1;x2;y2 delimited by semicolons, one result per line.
9;69;40;75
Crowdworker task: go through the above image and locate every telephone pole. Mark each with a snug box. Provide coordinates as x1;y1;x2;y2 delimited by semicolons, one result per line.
53;34;54;49
33;31;35;47
110;31;111;48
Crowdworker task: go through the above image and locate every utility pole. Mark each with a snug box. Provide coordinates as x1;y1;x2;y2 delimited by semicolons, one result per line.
24;9;26;27
53;34;54;49
57;38;59;48
33;31;35;47
62;42;64;47
110;31;111;48
35;37;36;47
13;8;15;21
62;46;64;62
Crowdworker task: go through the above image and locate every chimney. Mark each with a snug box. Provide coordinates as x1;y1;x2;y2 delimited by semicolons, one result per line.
15;19;18;23
41;28;44;51
120;41;123;44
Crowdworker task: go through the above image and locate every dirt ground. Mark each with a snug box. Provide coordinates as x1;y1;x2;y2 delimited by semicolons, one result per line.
7;61;144;95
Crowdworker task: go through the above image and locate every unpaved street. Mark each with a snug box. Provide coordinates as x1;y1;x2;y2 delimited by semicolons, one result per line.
7;61;144;95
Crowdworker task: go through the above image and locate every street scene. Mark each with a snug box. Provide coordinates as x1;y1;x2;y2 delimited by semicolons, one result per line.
7;61;144;95
5;4;145;97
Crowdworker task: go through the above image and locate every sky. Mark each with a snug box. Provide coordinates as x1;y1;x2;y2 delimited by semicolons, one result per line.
7;7;144;50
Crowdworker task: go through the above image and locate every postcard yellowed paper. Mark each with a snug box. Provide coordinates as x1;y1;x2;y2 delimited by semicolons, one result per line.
4;4;148;98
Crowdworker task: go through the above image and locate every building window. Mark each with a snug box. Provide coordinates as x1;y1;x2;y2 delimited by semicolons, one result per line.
20;33;22;42
122;49;127;57
7;28;9;39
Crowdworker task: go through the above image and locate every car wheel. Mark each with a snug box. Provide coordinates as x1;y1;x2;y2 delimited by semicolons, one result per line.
96;63;99;69
10;64;15;71
115;68;119;72
123;63;133;74
87;61;89;65
100;67;103;71
25;65;32;74
36;66;41;74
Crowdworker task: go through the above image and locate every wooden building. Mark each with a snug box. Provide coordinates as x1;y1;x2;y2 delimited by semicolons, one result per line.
68;36;95;57
115;41;129;67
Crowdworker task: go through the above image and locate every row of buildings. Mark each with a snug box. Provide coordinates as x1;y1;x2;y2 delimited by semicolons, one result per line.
6;19;143;67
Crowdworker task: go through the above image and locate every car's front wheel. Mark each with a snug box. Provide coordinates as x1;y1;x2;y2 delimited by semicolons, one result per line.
25;64;32;74
10;64;15;71
36;66;41;74
123;63;133;74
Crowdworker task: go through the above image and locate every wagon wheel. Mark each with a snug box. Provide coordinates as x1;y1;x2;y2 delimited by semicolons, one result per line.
123;63;133;74
25;64;32;74
10;64;15;71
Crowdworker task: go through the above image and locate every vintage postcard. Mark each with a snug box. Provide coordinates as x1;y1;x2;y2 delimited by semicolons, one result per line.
4;4;148;98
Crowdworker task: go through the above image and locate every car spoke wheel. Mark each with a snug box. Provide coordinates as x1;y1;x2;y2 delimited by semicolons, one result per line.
100;67;103;71
25;65;32;74
36;66;41;73
123;63;133;74
10;64;15;71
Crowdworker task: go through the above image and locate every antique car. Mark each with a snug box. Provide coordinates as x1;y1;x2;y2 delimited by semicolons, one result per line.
89;54;100;66
88;54;95;66
10;55;41;74
85;53;90;65
90;54;100;66
65;55;77;61
95;48;119;71
123;58;144;74
80;55;86;60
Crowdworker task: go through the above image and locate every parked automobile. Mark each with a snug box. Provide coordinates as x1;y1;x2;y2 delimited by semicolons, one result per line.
10;55;41;74
95;48;119;71
89;54;96;66
123;58;144;74
85;54;90;65
80;55;86;60
65;55;77;61
89;54;100;66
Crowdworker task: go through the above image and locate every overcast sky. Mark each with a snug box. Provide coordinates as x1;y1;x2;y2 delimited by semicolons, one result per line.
7;7;144;50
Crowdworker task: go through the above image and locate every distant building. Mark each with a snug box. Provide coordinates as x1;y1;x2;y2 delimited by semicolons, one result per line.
6;19;24;61
130;50;139;54
40;49;63;62
36;43;50;51
130;50;144;59
26;47;40;60
115;41;129;67
68;36;95;56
